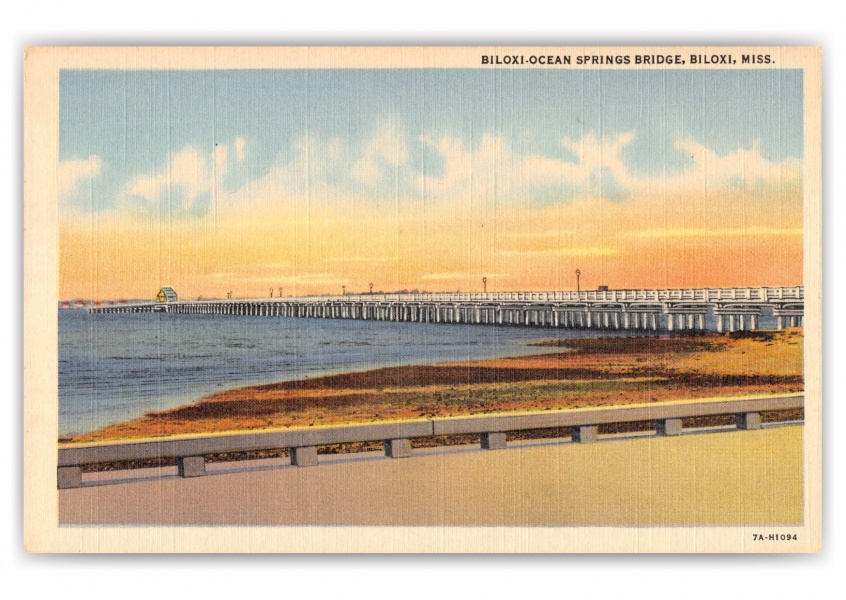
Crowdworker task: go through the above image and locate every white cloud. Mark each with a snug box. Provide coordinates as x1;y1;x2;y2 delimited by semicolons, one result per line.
518;132;640;196
220;126;411;213
416;133;509;197
416;130;799;205
235;137;246;163
58;156;103;198
122;147;211;214
416;131;638;202
672;139;800;189
351;124;407;186
350;156;382;187
106;128;801;227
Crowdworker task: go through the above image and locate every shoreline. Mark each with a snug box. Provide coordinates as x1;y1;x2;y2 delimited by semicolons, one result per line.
65;329;804;445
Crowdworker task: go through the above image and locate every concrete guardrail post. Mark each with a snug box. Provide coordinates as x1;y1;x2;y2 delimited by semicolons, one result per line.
177;456;206;478
290;446;318;467
571;425;598;443
56;394;803;489
57;466;83;489
384;438;412;458
736;412;762;430
480;432;507;450
656;418;683;436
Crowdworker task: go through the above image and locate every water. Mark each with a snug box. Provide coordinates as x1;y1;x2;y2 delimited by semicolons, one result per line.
58;308;784;435
58;310;642;435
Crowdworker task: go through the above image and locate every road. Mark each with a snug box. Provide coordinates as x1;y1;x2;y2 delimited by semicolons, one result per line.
60;425;803;526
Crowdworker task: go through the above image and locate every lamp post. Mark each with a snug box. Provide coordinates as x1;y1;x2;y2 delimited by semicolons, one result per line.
369;282;374;294
575;269;581;293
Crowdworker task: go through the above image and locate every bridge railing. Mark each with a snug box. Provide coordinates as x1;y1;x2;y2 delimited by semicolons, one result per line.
86;287;805;311
57;393;803;489
208;287;803;305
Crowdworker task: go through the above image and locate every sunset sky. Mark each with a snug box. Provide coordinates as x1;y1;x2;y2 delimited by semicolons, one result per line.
58;68;803;300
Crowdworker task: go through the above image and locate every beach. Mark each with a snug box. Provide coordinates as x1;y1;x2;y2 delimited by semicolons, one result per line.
68;329;803;445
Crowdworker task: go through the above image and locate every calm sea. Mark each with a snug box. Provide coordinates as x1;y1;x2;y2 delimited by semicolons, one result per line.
58;309;737;435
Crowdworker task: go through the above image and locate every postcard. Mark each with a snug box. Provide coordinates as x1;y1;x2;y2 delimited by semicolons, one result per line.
23;46;821;552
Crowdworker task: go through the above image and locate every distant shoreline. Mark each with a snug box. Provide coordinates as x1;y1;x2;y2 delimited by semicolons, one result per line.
66;329;804;444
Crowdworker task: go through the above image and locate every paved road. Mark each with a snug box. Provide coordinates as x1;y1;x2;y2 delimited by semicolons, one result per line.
59;425;803;526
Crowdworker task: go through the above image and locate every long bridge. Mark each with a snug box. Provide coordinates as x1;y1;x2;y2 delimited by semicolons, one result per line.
87;286;804;332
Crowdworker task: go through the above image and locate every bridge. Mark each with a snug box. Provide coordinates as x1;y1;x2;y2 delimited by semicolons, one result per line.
87;286;805;332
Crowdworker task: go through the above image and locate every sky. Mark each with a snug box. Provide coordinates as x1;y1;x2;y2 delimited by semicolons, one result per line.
58;68;804;299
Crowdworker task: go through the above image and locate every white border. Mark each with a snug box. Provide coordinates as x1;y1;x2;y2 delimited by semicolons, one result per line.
5;2;842;599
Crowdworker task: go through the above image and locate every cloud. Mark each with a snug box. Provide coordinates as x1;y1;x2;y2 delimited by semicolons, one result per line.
235;137;246;163
415;131;637;203
521;132;634;193
416;133;508;198
351;124;408;186
122;147;212;215
671;139;801;190
92;126;801;236
58;156;103;198
415;130;800;207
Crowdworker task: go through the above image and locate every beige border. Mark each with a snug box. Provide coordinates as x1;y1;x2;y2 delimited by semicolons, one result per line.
23;46;822;553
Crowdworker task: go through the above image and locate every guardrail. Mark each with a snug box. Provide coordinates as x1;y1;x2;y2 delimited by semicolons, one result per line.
57;394;803;489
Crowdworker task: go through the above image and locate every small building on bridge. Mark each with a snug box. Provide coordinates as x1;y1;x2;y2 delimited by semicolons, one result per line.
155;287;178;303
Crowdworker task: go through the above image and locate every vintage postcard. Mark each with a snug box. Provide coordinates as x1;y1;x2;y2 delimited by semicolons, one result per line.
24;46;821;553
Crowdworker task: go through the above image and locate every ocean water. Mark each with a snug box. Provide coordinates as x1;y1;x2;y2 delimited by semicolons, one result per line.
58;308;782;435
58;310;645;435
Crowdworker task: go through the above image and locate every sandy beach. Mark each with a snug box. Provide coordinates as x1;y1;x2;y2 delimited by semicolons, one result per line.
68;329;803;444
